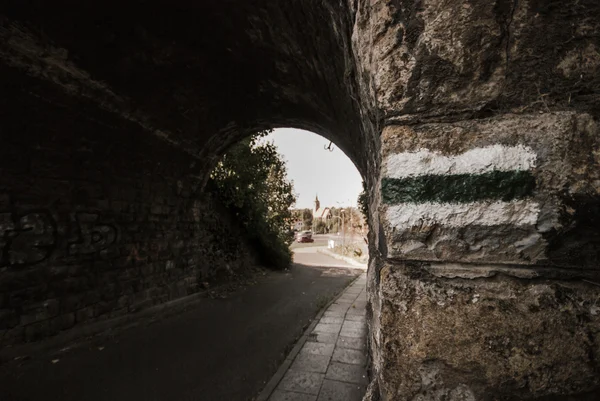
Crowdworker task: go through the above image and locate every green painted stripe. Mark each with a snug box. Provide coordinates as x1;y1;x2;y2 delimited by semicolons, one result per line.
382;170;535;204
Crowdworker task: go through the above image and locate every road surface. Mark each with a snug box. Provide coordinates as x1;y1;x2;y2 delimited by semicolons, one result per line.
0;248;362;401
291;233;367;250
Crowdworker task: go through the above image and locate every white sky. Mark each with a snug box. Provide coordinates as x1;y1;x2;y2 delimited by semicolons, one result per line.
264;128;363;209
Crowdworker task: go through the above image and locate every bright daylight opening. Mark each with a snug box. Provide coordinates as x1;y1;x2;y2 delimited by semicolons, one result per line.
265;128;368;266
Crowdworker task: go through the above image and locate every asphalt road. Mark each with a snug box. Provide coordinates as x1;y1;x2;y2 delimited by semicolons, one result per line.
0;250;361;401
291;233;366;250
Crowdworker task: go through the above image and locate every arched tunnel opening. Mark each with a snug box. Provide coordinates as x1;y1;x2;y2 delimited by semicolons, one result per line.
1;0;600;400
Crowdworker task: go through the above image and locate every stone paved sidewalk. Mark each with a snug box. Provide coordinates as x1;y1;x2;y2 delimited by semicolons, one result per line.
260;273;368;401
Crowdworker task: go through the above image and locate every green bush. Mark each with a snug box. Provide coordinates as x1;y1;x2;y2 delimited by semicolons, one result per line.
209;130;296;269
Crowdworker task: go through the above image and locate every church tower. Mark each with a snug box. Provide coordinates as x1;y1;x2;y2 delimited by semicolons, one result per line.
314;194;320;212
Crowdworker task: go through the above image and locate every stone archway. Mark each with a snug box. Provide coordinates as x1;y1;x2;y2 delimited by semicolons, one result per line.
1;1;599;399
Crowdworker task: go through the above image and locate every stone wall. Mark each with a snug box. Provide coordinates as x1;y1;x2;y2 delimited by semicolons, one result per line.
360;0;600;399
1;0;600;399
369;111;600;400
374;263;600;401
0;68;259;346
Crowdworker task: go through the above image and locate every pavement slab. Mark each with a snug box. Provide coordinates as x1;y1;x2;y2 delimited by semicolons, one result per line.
279;370;325;395
291;353;331;373
270;390;318;401
262;273;368;401
336;336;366;351
317;379;365;401
301;342;335;357
325;362;369;386
331;348;367;366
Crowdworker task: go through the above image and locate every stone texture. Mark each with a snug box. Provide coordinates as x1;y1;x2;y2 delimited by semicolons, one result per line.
353;0;600;121
0;77;262;346
1;1;600;400
371;262;600;400
381;112;600;267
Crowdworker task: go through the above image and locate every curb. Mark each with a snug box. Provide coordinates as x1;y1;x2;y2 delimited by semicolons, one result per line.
255;274;362;401
0;289;212;364
317;247;368;269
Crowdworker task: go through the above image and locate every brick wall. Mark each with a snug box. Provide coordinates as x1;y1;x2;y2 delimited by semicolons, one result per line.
0;70;258;345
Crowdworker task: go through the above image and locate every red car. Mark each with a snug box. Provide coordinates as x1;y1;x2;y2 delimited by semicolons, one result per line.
296;230;314;243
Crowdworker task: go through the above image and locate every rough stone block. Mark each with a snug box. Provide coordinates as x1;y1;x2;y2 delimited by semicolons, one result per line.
75;307;94;323
50;313;75;332
3;326;24;345
381;112;600;267
24;321;50;342
0;309;19;329
61;295;85;313
94;301;117;317
374;263;600;400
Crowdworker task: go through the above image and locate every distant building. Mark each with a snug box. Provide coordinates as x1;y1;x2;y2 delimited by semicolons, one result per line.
313;195;331;221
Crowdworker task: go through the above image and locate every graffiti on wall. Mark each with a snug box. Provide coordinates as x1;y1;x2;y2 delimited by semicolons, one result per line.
0;211;56;266
0;210;119;267
68;212;118;255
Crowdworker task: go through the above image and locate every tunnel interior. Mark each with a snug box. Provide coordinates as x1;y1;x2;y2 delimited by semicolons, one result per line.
1;1;379;175
1;0;600;400
0;0;379;346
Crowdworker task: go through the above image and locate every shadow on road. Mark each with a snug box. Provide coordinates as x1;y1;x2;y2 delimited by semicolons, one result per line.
0;263;360;401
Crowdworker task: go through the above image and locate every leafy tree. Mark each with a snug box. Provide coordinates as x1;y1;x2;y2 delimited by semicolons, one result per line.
302;208;313;230
209;130;296;269
314;219;327;234
357;181;369;219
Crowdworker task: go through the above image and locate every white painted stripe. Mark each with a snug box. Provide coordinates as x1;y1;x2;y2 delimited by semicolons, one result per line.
386;200;540;228
385;145;536;178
